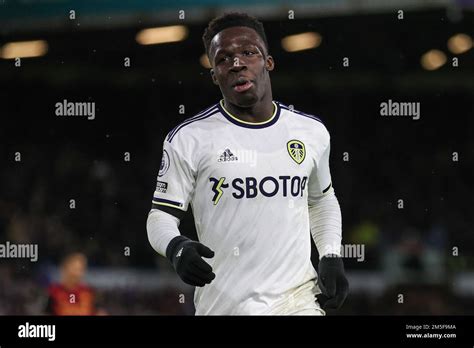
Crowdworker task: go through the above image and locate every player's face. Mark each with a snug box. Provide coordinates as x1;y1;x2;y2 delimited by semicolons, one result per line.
209;26;274;107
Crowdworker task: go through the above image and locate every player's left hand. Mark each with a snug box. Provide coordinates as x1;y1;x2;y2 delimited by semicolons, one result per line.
316;254;349;310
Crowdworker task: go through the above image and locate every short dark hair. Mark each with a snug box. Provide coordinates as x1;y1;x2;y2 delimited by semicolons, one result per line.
202;12;269;57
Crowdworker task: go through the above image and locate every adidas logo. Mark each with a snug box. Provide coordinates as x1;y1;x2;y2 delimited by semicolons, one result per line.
218;148;238;162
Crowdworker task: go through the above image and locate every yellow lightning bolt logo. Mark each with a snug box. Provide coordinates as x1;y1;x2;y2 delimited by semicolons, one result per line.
209;177;228;205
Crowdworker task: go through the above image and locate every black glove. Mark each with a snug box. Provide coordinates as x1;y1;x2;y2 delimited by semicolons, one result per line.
166;236;216;287
316;254;349;310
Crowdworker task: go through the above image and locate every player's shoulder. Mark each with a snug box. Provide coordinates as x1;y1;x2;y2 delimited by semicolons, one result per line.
278;101;324;125
165;102;220;144
278;101;329;136
48;283;73;296
47;283;61;295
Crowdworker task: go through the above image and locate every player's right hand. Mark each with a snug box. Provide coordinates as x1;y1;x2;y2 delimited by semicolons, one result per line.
166;236;216;287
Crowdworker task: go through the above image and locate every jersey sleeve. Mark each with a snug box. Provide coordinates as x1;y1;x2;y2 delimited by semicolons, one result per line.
307;127;333;204
151;136;196;212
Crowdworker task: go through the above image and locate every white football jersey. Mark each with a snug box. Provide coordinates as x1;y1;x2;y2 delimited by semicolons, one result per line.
152;100;334;315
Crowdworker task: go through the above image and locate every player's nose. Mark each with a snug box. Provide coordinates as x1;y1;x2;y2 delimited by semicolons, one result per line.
229;62;247;73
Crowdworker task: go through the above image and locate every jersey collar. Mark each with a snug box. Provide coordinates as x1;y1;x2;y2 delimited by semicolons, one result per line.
217;99;281;129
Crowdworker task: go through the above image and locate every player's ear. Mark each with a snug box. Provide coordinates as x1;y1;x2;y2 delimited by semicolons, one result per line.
265;55;275;71
210;69;219;85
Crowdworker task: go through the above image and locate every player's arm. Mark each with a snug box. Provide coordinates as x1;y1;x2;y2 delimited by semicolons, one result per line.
307;128;349;310
146;137;215;287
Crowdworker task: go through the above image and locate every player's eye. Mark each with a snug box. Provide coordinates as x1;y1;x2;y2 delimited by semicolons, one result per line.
217;56;230;64
243;50;255;56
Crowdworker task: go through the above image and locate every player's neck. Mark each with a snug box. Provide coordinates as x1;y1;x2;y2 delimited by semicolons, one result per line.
223;95;274;123
62;279;80;290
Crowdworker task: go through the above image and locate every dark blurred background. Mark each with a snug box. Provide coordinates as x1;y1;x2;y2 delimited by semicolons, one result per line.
0;0;473;315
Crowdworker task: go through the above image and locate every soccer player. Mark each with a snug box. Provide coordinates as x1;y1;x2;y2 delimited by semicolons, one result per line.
147;12;348;315
45;253;105;315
